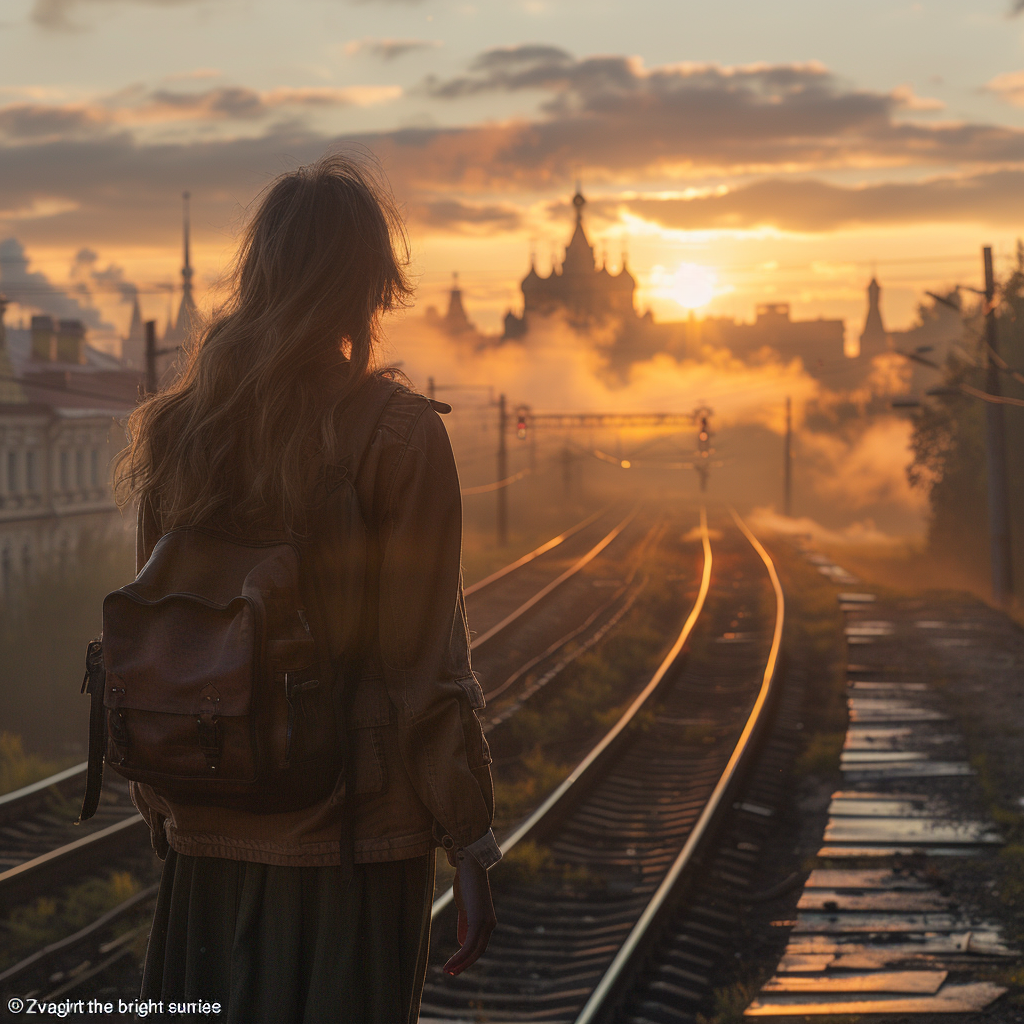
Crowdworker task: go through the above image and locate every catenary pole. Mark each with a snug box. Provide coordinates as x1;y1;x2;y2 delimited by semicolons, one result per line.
497;393;508;546
983;247;1014;606
145;320;157;396
784;396;792;517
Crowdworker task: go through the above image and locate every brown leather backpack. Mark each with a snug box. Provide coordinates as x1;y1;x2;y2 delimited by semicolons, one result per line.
78;378;402;822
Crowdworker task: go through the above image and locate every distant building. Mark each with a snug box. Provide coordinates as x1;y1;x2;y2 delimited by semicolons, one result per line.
713;303;846;370
122;295;146;368
0;297;133;603
860;276;889;358
30;316;87;365
426;273;481;341
163;191;199;352
0;298;26;405
503;187;638;338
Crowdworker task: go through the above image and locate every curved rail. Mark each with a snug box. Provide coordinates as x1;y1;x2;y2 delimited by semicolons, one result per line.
572;506;785;1024
433;507;712;918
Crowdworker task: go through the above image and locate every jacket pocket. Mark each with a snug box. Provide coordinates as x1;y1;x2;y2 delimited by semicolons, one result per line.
455;674;486;710
455;674;491;769
348;677;391;795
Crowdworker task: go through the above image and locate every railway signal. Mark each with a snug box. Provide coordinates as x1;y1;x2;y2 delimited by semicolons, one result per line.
693;406;714;492
515;406;529;440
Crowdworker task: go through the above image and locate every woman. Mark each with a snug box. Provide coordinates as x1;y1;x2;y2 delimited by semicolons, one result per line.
113;154;499;1022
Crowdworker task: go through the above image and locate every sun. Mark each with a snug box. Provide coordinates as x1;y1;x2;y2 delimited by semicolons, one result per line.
667;262;717;310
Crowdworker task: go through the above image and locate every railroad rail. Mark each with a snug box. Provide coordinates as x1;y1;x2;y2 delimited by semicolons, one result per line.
0;503;664;1002
422;508;785;1023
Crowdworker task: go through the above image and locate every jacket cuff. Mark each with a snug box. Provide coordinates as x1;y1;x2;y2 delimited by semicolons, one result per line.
463;829;502;870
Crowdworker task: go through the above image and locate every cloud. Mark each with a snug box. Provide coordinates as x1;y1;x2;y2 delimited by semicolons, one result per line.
70;246;138;302
417;49;1005;178
601;169;1024;232
412;198;522;233
345;38;441;61
0;84;401;140
31;0;201;32
5;53;1024;249
0;236;114;328
985;70;1024;106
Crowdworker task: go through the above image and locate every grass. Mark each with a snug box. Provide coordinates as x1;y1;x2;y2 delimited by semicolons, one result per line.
488;547;688;832
0;732;63;796
0;871;142;972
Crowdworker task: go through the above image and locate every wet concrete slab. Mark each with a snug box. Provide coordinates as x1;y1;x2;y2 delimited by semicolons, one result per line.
790;912;966;933
746;981;1006;1015
824;818;999;845
840;751;927;762
817;845;985;858
762;970;947;994
841;760;975;779
797;889;951;912
745;563;1015;1019
804;868;932;889
848;681;927;691
784;934;1014;957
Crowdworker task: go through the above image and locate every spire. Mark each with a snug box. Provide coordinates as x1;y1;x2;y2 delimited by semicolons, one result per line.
122;294;146;367
165;190;199;345
443;271;474;335
563;183;595;276
181;190;193;306
572;182;585;227
859;274;888;357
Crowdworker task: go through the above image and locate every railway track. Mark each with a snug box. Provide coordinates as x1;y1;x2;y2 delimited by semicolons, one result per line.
422;509;785;1023
0;503;665;1004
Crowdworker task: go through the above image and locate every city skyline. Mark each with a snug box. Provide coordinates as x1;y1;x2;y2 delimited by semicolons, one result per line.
5;1;1024;341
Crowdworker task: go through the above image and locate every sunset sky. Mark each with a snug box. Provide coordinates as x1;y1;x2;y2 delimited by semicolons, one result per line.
6;0;1024;343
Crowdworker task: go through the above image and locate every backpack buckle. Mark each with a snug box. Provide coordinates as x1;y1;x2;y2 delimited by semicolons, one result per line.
197;713;221;771
283;670;320;766
108;707;129;765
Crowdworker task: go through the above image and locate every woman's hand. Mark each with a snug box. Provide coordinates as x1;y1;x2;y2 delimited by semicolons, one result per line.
443;852;497;976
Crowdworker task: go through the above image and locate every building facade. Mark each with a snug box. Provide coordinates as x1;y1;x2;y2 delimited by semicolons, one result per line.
503;188;638;339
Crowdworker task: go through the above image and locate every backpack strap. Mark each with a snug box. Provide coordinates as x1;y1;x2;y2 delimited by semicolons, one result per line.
77;638;107;824
326;374;405;496
310;374;404;879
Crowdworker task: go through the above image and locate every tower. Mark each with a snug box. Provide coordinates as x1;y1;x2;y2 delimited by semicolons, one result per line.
122;295;145;367
0;296;26;403
164;191;198;346
859;276;888;357
443;273;474;335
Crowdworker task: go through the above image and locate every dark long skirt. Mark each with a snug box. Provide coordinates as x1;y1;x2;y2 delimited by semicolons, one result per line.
140;849;435;1024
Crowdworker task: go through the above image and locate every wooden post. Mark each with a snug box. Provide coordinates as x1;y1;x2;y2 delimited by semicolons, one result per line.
784;396;792;518
983;247;1013;606
145;320;157;395
497;393;508;546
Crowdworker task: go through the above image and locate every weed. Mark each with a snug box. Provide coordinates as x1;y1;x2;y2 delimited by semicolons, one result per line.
0;871;141;971
0;732;60;796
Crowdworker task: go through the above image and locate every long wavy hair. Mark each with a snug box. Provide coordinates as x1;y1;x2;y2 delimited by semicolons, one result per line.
114;153;412;535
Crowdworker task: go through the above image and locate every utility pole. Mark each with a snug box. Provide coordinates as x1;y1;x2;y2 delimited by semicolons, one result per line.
427;376;435;401
562;444;572;497
497;393;508;546
145;320;158;395
144;320;181;396
983;247;1014;606
784;396;792;518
